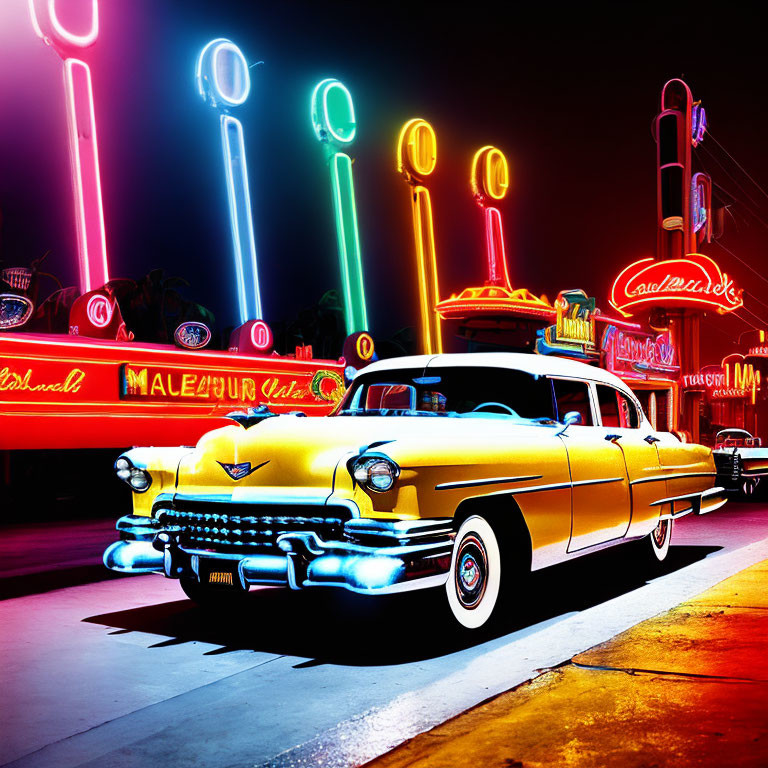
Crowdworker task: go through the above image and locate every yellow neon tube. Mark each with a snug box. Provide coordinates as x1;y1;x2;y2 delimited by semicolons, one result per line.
397;118;442;354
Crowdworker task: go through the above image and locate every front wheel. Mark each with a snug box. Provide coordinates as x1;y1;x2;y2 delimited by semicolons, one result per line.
445;516;502;630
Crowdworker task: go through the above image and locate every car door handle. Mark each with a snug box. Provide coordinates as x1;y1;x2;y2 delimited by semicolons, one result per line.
644;435;660;444
605;434;622;442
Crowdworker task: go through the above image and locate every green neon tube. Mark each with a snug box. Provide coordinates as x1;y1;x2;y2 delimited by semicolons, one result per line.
311;78;369;335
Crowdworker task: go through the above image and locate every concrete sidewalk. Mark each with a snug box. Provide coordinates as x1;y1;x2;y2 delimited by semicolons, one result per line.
365;560;768;768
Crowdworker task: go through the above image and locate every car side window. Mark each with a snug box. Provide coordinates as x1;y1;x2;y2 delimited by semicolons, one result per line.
551;379;594;426
596;384;640;429
618;391;641;429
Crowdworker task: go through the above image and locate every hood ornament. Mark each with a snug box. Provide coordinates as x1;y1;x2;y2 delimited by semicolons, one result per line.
217;460;269;480
225;405;279;429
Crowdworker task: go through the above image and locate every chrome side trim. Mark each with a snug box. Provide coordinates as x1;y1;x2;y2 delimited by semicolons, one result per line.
435;474;542;491
630;471;717;486
491;476;625;497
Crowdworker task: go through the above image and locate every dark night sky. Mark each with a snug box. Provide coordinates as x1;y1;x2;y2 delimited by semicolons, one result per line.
2;0;768;362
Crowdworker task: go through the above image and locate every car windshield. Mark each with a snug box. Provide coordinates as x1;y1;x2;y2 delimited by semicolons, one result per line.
335;365;557;422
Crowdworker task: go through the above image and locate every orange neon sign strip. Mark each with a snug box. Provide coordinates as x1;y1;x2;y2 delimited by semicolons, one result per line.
397;118;442;354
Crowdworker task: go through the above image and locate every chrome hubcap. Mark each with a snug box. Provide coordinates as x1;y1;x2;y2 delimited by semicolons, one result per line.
652;519;668;548
455;533;488;609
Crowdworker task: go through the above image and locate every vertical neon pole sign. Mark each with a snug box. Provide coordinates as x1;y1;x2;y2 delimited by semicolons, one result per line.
397;119;442;354
471;146;511;289
29;0;109;294
197;39;262;325
311;79;368;335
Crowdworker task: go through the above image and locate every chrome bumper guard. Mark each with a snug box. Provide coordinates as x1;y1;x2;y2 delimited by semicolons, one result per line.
654;486;728;522
104;514;455;594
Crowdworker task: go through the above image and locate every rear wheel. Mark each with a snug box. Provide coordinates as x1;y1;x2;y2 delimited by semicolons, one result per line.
740;477;759;499
445;516;502;630
648;517;672;562
179;574;250;608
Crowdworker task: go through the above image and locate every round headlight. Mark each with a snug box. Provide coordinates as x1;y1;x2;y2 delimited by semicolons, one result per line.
115;457;130;472
128;470;151;491
368;460;396;492
352;456;400;493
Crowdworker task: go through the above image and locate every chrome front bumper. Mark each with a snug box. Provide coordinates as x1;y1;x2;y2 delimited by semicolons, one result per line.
104;515;455;595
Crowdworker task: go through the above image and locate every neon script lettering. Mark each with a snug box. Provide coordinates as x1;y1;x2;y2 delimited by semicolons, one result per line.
0;367;86;394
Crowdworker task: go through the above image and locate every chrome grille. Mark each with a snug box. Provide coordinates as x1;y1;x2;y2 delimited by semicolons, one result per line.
155;503;351;553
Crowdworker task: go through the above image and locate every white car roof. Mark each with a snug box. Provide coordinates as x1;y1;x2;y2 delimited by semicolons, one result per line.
360;352;632;392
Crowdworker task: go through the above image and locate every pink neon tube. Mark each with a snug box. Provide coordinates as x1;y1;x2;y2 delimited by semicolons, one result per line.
29;0;109;294
64;58;109;293
484;207;511;290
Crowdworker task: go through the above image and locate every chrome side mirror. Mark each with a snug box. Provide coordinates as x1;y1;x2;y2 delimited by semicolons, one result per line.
563;411;584;426
557;410;583;436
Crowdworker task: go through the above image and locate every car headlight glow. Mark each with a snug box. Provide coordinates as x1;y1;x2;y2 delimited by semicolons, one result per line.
351;456;400;493
115;456;152;493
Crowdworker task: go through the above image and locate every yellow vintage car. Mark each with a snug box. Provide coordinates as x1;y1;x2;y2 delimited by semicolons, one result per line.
105;353;727;629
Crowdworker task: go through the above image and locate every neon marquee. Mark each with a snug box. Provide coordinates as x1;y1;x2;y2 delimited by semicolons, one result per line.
610;253;743;316
197;39;263;325
0;334;346;450
29;0;109;294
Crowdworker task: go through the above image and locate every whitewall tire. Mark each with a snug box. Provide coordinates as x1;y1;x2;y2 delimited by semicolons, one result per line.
446;516;502;630
649;517;672;562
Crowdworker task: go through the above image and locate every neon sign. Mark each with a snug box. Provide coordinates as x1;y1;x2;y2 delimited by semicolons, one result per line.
471;146;512;289
0;366;86;394
436;285;554;321
397;118;442;354
610;253;743;316
535;290;599;361
227;319;274;355
682;361;758;403
311;79;368;335
691;173;711;238
723;354;760;405
174;322;212;350
197;38;263;325
602;326;679;380
121;363;344;406
691;102;707;146
29;0;109;294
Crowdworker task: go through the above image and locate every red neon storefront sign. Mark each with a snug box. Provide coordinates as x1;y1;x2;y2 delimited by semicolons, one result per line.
602;326;680;380
0;333;345;450
610;253;743;316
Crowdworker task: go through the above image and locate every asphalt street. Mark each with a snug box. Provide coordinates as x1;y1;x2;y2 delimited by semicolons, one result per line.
2;502;768;768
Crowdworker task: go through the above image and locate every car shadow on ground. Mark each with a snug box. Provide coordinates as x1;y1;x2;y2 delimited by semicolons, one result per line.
83;542;721;666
